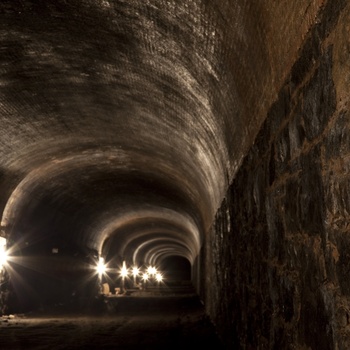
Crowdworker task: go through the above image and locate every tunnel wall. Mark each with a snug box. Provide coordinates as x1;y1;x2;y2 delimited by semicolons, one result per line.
205;1;350;348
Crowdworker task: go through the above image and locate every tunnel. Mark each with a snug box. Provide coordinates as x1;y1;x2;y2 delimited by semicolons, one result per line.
1;0;350;348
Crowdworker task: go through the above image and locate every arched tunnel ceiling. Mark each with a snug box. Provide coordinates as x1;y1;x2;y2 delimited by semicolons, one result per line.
0;0;322;268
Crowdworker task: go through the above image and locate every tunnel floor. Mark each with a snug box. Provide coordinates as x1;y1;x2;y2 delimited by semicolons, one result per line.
0;283;224;349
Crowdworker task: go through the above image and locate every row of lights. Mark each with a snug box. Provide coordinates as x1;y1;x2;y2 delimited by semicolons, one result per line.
96;257;164;284
0;244;164;285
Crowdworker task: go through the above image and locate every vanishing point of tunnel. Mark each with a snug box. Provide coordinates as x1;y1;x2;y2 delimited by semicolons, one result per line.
1;0;350;348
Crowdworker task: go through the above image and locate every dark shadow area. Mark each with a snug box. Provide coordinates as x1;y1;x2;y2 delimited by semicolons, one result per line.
160;256;191;282
0;284;224;349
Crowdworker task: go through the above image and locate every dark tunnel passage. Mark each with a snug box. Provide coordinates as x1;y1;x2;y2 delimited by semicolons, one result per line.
159;256;191;282
1;0;350;348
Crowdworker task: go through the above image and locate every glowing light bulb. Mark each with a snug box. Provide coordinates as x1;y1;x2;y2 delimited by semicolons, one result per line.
155;273;163;282
0;238;8;269
0;249;7;267
120;261;128;278
132;267;139;277
147;266;157;276
96;257;106;275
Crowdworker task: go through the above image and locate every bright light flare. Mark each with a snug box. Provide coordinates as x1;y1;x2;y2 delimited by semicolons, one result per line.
142;273;149;281
0;248;7;267
132;267;140;277
96;257;106;275
155;273;163;282
147;266;157;276
120;261;128;278
0;237;8;269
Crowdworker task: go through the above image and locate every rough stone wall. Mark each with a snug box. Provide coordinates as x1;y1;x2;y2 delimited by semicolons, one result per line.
205;1;350;348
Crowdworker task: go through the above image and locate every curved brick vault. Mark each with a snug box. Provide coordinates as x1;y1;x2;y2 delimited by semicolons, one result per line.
1;0;350;348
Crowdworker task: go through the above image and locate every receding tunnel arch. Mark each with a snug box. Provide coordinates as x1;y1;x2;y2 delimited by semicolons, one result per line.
0;140;206;310
148;248;189;266
0;2;269;312
2;142;209;223
1;142;205;244
134;239;192;266
0;0;341;347
100;213;200;267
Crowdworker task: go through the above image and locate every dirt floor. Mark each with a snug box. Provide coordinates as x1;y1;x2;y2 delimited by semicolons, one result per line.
0;286;224;349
